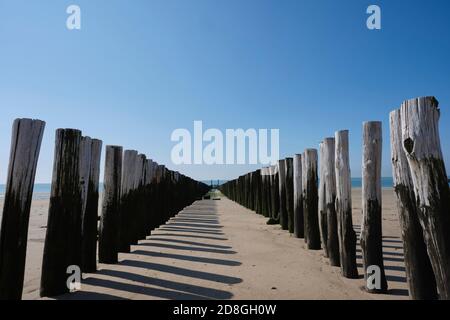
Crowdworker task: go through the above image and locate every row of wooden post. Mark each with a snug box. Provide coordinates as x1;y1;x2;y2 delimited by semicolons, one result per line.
0;122;209;300
221;96;450;299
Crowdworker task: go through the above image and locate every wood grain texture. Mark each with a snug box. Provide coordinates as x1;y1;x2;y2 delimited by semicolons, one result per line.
361;122;388;293
0;118;45;300
400;97;450;299
390;109;437;300
302;149;320;250
41;129;83;297
335;130;358;279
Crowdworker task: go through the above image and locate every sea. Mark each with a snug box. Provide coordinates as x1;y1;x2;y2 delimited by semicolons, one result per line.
0;178;447;200
0;178;394;200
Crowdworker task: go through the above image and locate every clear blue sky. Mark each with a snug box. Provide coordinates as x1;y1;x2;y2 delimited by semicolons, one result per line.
0;0;449;183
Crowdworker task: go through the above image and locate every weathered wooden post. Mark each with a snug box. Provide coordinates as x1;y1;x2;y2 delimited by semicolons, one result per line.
0;119;45;300
400;97;450;299
119;150;137;253
293;154;304;238
81;139;102;273
335;130;358;279
278;160;288;230
318;143;329;257
269;165;280;224
285;158;295;234
133;154;146;243
361;122;388;293
99;146;123;264
302;149;321;250
390;109;437;300
79;137;92;224
41;129;83;297
319;138;340;266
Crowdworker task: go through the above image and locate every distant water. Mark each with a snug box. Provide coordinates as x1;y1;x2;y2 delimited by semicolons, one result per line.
1;177;448;200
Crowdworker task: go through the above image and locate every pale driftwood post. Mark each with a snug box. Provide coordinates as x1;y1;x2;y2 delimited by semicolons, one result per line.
303;149;320;250
361;122;388;293
41;129;83;297
400;97;450;299
293;154;304;238
320;138;340;266
319;142;329;257
335;130;358;279
285;158;295;234
81;139;102;273
119;150;138;253
0;119;45;300
278;159;288;230
99;146;123;264
390;109;437;300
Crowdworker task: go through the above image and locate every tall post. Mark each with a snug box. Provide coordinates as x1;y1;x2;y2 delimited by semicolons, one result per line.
320;138;340;266
99;146;123;264
278;159;288;230
390;109;437;300
400;97;450;299
361;122;388;293
335;130;358;279
81;139;102;273
268;165;280;224
0;119;45;300
293;154;304;238
303;149;320;250
285;158;295;234
119;150;137;253
319;142;329;257
41;129;83;297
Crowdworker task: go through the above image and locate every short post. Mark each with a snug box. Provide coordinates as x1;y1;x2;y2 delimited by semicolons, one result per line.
390;109;437;300
400;97;450;299
302;149;321;250
81;139;102;273
278;160;288;230
285;158;295;234
361;122;388;293
0;119;45;300
293;154;304;238
99;146;123;264
335;130;358;279
41;129;83;297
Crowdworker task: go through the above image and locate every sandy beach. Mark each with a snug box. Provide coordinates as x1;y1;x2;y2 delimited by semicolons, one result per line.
0;188;408;300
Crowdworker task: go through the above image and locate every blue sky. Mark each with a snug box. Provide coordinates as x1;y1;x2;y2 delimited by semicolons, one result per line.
0;0;449;183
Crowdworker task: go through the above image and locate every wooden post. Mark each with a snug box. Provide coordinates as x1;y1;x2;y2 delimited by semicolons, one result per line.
285;158;295;234
0;119;45;300
303;149;321;250
270;165;280;223
293;154;304;238
81;139;102;273
278;159;288;230
361;122;388;293
319;138;340;266
390;109;437;300
41;129;83;297
119;150;137;253
99;146;123;264
318;142;329;257
335;130;358;279
400;97;450;299
79;137;92;224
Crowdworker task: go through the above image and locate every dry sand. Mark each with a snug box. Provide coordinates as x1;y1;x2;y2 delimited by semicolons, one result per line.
1;188;409;300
